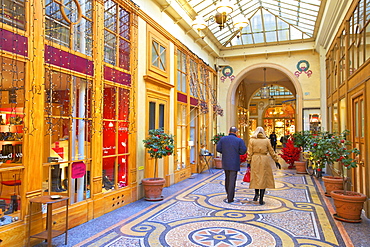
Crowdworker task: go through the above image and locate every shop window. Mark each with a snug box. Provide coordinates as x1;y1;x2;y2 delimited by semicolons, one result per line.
0;56;25;225
263;105;296;140
102;84;130;192
176;104;187;170
177;50;187;93
303;108;321;133
0;0;26;30
44;69;92;204
45;0;93;56
104;0;131;70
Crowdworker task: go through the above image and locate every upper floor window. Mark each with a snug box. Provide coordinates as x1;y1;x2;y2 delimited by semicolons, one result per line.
0;0;26;30
177;50;187;93
189;59;198;98
45;0;93;56
104;0;130;70
152;40;166;71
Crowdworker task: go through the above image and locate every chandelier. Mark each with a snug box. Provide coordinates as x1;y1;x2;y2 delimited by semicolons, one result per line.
260;68;276;105
192;0;249;31
260;68;269;99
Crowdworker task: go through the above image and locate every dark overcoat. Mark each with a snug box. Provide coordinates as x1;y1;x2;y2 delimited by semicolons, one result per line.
216;133;247;171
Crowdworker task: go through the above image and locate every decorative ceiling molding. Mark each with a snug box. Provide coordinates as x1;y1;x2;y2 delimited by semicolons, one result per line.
316;0;352;49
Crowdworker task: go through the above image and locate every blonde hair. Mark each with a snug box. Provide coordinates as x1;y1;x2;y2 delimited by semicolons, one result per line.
251;126;267;138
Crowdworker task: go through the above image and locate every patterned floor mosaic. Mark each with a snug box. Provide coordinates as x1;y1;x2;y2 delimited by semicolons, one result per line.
77;169;349;247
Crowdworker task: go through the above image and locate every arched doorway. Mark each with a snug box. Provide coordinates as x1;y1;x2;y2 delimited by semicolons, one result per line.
227;64;302;141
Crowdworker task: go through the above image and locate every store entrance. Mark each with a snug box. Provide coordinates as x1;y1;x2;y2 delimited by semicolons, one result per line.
263;104;295;147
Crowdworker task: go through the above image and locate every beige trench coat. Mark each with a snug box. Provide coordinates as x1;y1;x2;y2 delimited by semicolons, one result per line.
247;134;279;189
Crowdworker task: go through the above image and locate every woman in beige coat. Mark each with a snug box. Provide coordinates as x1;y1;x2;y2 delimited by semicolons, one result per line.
247;127;280;205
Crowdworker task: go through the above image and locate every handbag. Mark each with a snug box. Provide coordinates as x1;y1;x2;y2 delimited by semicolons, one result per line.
243;168;251;182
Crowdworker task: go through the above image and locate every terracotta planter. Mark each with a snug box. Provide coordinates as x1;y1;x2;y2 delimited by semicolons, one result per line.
330;190;367;223
294;161;306;174
213;157;222;169
322;176;344;197
142;178;165;201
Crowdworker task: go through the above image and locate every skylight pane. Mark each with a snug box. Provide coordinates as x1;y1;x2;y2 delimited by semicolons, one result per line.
281;2;298;10
300;2;320;11
277;19;289;30
192;0;213;13
242;33;253;44
265;31;277;42
186;0;323;47
251;13;263;32
253;32;264;43
300;14;317;22
278;29;289;41
290;26;302;40
264;13;276;31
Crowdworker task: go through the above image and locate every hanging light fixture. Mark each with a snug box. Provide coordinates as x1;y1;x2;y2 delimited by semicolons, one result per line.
192;0;249;32
260;68;270;99
269;96;276;105
269;84;276;105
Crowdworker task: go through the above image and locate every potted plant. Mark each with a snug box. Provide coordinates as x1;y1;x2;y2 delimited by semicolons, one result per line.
305;131;336;178
211;133;225;169
292;130;313;151
279;138;301;170
142;128;174;201
327;130;366;222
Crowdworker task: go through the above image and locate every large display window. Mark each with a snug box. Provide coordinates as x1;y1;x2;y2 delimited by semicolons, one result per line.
44;69;92;204
102;84;130;192
0;56;25;225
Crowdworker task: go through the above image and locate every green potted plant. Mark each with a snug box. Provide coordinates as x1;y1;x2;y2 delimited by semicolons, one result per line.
305;131;336;176
142;128;174;201
292;130;313;152
211;133;225;169
326;130;366;222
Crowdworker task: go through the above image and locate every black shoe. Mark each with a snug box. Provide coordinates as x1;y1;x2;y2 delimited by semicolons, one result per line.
259;201;265;205
253;195;259;201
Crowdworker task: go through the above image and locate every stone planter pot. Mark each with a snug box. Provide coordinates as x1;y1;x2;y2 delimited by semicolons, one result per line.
142;178;165;201
213;157;222;169
294;161;306;174
330;190;367;223
322;176;344;197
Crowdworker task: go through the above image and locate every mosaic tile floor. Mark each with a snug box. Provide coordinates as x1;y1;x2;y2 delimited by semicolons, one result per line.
75;169;353;247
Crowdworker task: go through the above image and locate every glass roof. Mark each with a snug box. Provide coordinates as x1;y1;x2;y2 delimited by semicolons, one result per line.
185;0;323;47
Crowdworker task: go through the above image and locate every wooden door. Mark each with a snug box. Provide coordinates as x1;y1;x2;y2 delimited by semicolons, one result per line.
146;97;169;179
351;93;366;195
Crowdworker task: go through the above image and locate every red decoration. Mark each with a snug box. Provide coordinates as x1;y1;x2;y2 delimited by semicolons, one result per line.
240;153;248;163
279;139;301;168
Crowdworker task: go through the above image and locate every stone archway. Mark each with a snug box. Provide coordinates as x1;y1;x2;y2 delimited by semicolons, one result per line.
226;63;303;132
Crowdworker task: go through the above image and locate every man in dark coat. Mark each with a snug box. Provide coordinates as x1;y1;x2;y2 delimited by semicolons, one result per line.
269;131;277;151
216;126;247;203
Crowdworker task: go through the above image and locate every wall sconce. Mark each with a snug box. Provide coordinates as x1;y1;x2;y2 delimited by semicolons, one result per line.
188;141;194;147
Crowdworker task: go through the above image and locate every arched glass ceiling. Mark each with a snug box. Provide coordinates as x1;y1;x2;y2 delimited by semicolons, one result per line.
186;0;323;47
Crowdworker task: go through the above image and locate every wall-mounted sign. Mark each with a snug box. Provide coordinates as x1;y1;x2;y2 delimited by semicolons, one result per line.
72;161;86;179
